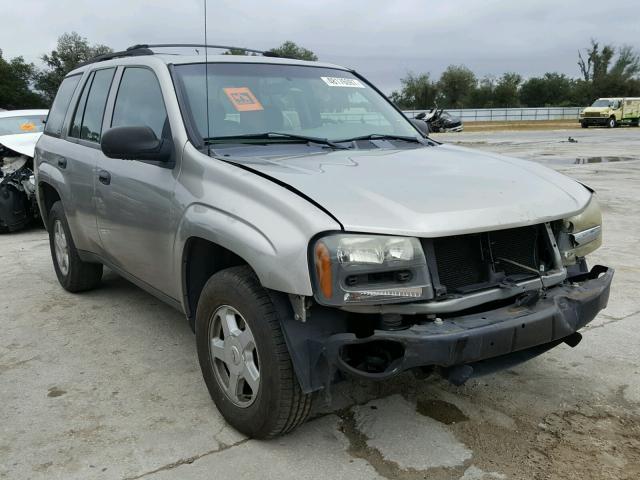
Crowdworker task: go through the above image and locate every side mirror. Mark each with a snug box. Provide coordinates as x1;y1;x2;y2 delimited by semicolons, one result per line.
410;119;430;136
101;126;172;162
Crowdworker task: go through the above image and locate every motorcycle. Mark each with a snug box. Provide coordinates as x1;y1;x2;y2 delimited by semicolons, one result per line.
415;107;463;133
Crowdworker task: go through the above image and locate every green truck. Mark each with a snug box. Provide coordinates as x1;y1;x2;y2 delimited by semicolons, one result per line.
579;97;640;128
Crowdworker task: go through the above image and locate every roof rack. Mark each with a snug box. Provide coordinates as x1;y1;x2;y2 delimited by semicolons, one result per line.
78;43;281;67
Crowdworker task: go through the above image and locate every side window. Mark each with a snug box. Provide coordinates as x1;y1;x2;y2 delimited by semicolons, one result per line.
70;68;115;143
111;68;168;138
44;74;82;137
70;72;94;138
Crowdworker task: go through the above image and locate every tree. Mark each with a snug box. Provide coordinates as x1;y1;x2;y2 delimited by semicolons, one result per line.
437;65;476;108
492;72;522;107
576;40;640;103
0;49;46;109
519;73;574;107
389;72;438;109
267;41;317;61
578;40;615;84
35;32;112;104
466;76;496;108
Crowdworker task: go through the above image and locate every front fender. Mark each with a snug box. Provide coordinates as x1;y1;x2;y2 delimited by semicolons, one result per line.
173;142;342;309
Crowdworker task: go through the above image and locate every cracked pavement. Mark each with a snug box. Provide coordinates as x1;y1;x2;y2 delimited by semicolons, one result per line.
1;128;639;479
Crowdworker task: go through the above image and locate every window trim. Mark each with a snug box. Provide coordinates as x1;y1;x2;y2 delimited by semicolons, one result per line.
43;73;83;139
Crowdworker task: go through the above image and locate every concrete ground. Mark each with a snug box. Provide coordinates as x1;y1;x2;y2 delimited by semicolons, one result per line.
2;128;639;480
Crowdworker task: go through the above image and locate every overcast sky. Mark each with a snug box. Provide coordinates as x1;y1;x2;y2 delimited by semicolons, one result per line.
2;0;639;93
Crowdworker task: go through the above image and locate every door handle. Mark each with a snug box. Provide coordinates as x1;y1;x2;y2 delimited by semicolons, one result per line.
98;170;111;185
57;158;67;169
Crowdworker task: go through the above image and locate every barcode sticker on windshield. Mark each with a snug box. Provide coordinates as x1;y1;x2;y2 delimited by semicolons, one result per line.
321;77;365;88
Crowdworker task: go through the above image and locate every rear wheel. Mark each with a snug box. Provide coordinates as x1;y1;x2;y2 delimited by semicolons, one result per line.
607;117;616;128
195;266;311;438
48;201;102;292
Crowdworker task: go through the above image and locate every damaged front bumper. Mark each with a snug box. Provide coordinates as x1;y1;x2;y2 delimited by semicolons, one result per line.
282;265;613;393
0;145;38;232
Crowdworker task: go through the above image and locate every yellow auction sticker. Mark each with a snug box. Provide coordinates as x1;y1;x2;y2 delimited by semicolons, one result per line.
223;87;264;112
19;122;37;132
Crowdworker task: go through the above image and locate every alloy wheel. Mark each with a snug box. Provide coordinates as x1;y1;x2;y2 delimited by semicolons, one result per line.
208;305;260;408
53;220;70;276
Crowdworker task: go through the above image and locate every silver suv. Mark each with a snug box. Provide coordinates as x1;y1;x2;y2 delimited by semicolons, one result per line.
35;44;613;438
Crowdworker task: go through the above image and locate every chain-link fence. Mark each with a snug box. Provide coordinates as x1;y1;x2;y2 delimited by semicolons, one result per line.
403;107;582;122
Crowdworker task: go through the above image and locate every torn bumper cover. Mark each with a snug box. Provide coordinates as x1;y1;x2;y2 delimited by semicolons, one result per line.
284;266;613;393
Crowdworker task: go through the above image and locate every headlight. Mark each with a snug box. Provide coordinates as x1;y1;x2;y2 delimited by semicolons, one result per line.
312;234;433;305
558;195;602;265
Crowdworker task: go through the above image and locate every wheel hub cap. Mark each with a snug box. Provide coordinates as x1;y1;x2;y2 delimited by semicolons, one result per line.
230;346;241;365
208;305;260;408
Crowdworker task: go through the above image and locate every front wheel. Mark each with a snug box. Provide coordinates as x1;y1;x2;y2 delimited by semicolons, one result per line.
607;117;616;128
195;266;311;438
48;201;102;292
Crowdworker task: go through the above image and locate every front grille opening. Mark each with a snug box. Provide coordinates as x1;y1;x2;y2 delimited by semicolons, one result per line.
429;224;553;295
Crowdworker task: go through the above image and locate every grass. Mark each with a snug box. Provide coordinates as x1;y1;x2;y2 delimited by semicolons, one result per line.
460;119;580;132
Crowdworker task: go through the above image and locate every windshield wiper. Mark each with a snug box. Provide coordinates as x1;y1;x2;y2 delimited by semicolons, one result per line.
335;133;426;144
205;132;349;150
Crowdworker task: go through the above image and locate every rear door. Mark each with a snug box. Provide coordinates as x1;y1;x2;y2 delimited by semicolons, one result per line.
95;66;180;299
62;67;116;253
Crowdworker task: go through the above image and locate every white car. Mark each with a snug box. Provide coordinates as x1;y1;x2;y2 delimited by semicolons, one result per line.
0;109;48;232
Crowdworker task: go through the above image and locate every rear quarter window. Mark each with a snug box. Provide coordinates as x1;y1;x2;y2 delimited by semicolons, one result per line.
44;74;82;137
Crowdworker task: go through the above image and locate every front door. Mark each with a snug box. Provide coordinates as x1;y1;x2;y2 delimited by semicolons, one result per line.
95;67;180;299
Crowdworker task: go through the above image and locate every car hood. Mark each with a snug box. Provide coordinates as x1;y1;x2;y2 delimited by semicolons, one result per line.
0;132;42;158
582;107;610;113
227;144;591;237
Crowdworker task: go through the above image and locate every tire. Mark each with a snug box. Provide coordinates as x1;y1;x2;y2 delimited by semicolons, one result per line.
195;266;311;439
581;121;588;128
607;117;616;128
48;201;103;292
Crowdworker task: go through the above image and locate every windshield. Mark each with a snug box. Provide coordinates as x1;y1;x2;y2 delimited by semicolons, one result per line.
0;115;47;136
174;63;419;143
591;99;613;108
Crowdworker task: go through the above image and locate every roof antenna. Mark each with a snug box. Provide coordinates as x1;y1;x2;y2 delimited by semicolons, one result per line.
203;0;211;152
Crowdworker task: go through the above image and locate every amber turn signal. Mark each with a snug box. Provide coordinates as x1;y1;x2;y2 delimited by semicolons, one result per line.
315;242;333;299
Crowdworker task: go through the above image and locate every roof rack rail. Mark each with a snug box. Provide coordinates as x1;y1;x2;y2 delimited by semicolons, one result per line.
76;46;154;68
129;43;281;57
78;43;282;67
